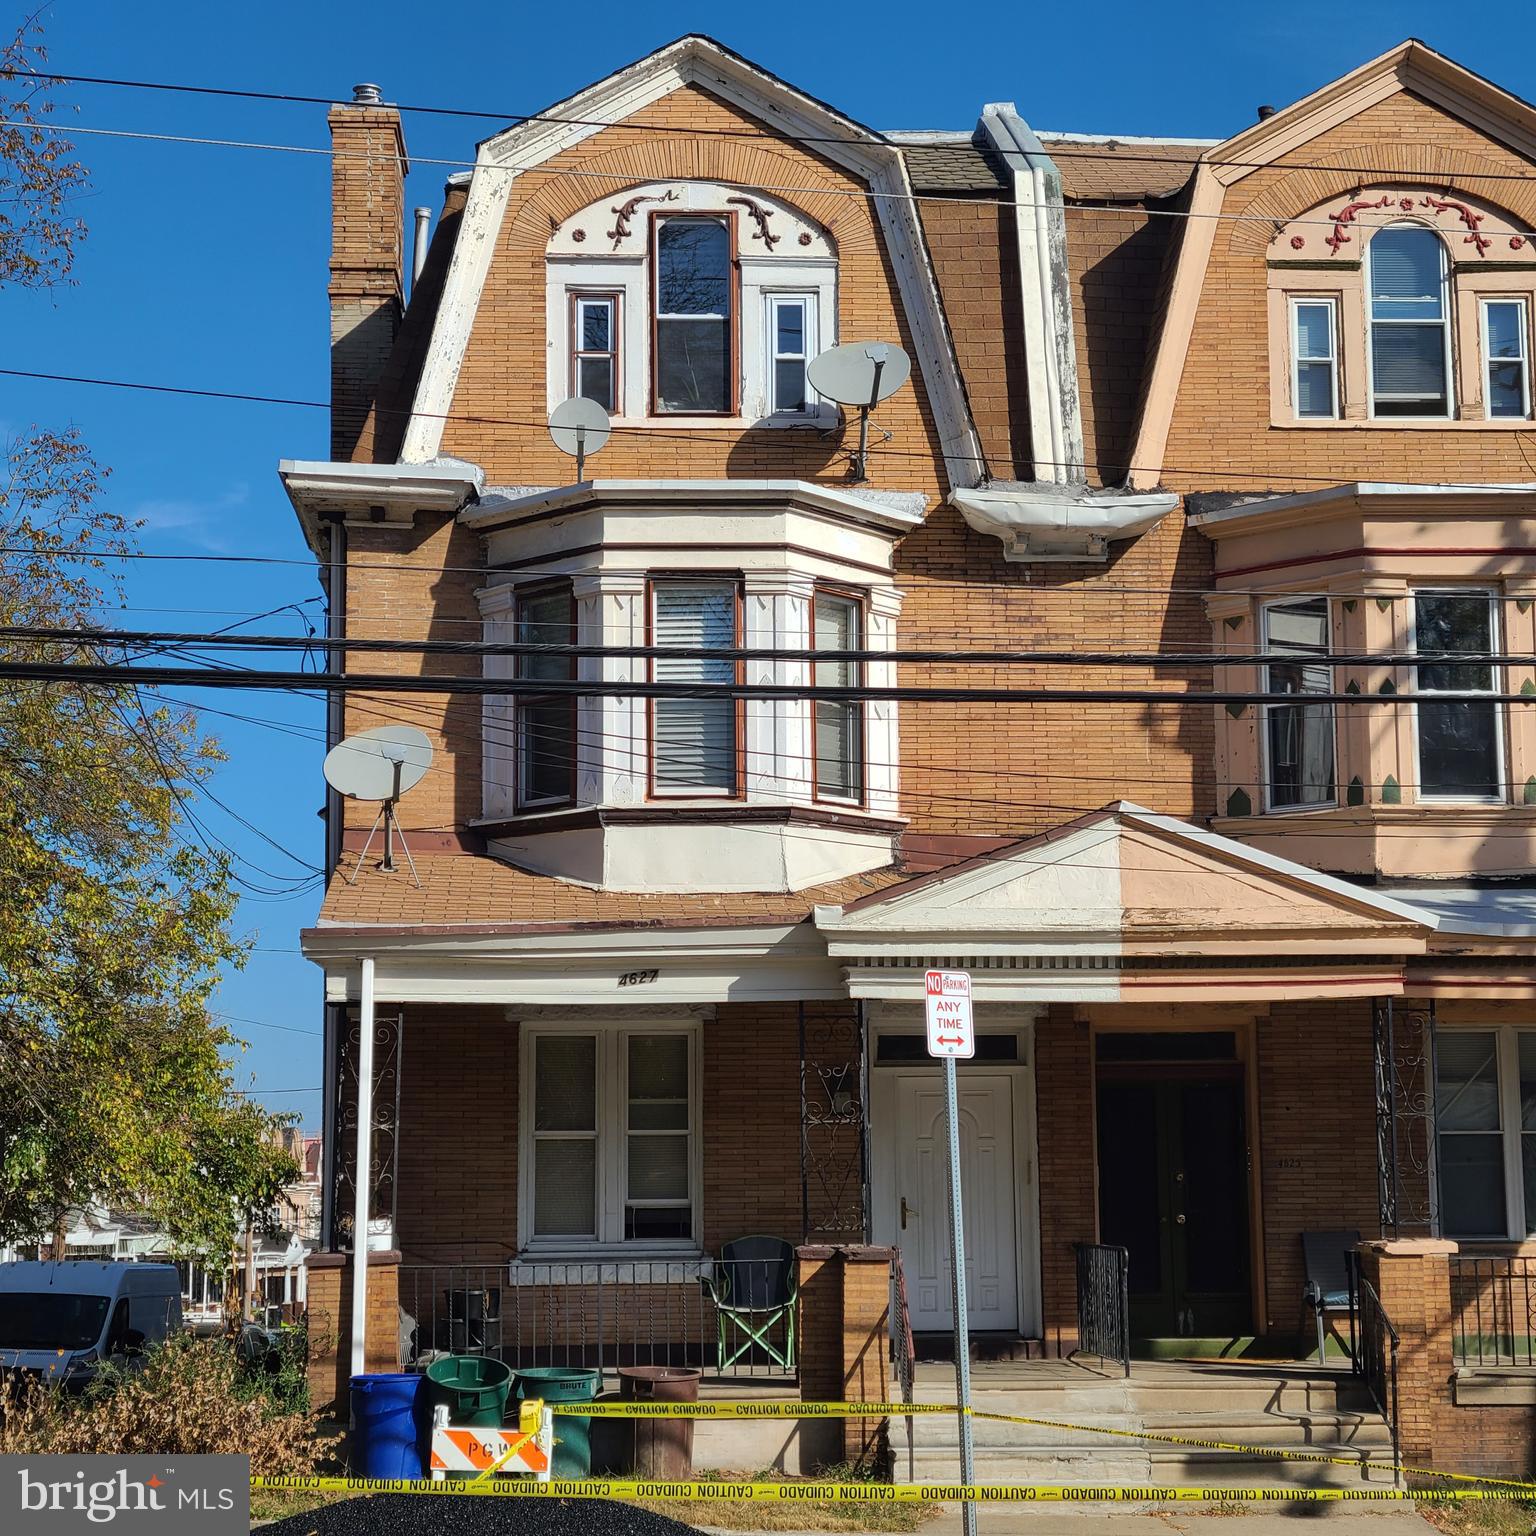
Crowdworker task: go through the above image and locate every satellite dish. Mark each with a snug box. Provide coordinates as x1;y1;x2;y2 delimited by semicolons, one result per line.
548;397;611;481
806;341;911;407
805;342;911;482
323;725;433;887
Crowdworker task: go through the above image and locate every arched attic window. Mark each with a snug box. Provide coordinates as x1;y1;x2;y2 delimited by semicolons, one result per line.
1367;224;1452;418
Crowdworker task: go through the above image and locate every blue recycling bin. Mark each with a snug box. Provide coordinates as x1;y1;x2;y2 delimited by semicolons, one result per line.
350;1372;425;1478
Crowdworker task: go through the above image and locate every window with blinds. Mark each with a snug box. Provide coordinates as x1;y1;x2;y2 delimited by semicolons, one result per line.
1367;226;1451;417
651;581;738;795
531;1036;598;1239
516;584;576;808
813;591;863;801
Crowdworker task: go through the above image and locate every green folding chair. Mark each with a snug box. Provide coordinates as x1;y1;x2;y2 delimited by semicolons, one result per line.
704;1235;797;1372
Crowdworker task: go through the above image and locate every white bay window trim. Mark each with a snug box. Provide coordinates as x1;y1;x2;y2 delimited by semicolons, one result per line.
518;1018;703;1255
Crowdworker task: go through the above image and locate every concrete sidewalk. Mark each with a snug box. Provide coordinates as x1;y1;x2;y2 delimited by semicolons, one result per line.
703;1511;1428;1535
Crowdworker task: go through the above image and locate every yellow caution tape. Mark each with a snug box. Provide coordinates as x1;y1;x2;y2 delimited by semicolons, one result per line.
549;1399;1536;1493
248;1476;1533;1503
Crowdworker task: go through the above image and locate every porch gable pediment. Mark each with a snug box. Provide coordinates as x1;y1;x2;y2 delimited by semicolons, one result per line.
817;805;1434;955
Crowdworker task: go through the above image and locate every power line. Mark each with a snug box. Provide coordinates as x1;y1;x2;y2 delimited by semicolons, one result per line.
4;621;1531;669
5;362;1536;502
0;655;1525;706
10;61;1535;185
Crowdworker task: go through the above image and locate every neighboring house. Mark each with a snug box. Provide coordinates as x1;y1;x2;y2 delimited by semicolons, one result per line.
286;35;1536;1381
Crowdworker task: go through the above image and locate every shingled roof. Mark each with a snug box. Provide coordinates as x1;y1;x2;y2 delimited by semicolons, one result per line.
1039;137;1207;202
898;139;1009;193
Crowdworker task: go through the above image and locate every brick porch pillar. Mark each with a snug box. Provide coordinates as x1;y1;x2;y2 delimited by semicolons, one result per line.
304;1249;402;1418
1355;1237;1457;1466
797;1244;894;1474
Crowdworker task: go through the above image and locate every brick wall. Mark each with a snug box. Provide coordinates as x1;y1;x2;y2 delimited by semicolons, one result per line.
305;1250;401;1416
1034;1004;1095;1354
1254;999;1380;1335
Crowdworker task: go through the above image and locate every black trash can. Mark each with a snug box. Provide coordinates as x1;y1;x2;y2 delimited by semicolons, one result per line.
617;1365;702;1479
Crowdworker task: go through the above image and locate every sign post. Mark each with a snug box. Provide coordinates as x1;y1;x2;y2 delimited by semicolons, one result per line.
925;969;977;1536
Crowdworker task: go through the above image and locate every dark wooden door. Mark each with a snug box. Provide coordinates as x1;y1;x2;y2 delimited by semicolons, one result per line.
1097;1069;1251;1340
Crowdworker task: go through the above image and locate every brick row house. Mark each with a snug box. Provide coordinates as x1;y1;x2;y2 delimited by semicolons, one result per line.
285;37;1536;1472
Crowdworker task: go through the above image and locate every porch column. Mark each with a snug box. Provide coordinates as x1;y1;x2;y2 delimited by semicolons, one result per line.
349;955;376;1378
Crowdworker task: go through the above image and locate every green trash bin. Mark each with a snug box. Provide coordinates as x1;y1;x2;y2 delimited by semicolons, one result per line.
515;1366;600;1479
426;1354;513;1429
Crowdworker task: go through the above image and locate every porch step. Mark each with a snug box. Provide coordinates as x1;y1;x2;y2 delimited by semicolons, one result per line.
893;1363;1394;1488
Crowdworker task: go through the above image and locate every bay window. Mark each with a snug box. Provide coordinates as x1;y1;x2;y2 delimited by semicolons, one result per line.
525;1026;698;1249
1437;1028;1536;1240
1262;597;1334;810
813;590;863;802
1413;590;1502;800
516;583;576;808
1367;225;1452;418
651;580;739;795
654;217;733;414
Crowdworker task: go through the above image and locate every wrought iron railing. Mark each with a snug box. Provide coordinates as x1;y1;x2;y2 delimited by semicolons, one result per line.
1449;1255;1536;1367
1350;1259;1401;1485
889;1249;917;1481
398;1259;797;1380
1073;1243;1131;1377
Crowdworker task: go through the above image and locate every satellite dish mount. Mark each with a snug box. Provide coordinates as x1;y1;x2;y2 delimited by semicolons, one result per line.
805;341;912;483
548;397;612;483
322;725;435;890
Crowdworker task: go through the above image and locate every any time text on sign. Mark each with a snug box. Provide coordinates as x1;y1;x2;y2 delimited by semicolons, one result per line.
924;969;974;1059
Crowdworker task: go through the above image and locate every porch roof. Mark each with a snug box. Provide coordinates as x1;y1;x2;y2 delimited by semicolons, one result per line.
815;804;1435;1001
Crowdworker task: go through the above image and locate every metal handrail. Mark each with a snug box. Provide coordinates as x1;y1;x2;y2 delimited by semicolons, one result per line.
1349;1256;1402;1486
890;1249;917;1481
1073;1243;1131;1377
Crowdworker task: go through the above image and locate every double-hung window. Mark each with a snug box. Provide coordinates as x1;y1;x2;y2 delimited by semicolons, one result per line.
767;294;814;415
1482;298;1532;420
1413;590;1502;800
526;1027;697;1249
813;590;863;802
1290;298;1339;420
516;583;576;808
1367;225;1452;417
653;217;733;414
1262;597;1335;810
651;580;739;795
1437;1028;1536;1240
572;294;620;414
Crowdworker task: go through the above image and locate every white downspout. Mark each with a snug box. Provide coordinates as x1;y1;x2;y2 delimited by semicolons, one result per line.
349;956;376;1380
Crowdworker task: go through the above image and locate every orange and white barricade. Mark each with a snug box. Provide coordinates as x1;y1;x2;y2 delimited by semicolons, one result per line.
429;1395;553;1482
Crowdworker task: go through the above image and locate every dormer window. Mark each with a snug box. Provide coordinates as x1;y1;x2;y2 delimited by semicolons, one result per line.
654;217;733;414
1367;225;1452;418
546;182;837;427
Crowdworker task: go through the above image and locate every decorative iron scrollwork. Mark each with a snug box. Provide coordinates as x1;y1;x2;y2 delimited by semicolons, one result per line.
1373;997;1438;1238
726;195;780;249
329;1012;404;1251
799;1002;869;1238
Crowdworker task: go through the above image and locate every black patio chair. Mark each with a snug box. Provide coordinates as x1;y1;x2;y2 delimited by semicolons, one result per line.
703;1236;797;1371
1302;1229;1360;1363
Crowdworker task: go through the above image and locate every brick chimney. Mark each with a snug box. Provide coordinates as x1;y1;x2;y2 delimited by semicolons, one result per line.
328;84;408;462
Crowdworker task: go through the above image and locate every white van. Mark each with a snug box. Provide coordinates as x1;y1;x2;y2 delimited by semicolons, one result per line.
0;1261;184;1385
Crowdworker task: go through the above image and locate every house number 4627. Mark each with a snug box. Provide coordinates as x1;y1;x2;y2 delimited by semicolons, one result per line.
618;969;659;987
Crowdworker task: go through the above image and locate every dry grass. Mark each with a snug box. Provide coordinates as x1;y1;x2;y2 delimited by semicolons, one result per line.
1416;1496;1536;1536
0;1335;340;1477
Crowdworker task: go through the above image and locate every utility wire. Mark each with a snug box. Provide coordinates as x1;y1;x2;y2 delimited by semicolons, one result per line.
8;62;1533;184
6;363;1536;496
3;621;1530;669
0;656;1525;706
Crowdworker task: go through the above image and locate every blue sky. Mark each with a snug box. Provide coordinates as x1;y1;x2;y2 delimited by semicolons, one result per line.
4;0;1533;1129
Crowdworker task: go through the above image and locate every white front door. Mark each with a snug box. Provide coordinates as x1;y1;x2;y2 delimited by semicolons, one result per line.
894;1073;1019;1332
